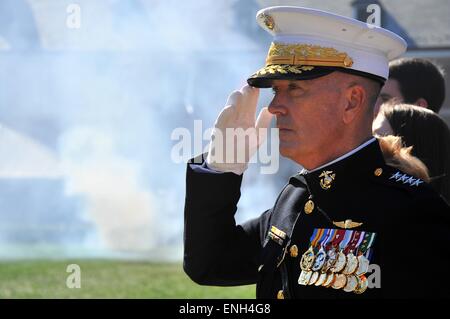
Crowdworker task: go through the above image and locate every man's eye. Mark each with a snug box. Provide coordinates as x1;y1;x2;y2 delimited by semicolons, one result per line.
289;87;304;95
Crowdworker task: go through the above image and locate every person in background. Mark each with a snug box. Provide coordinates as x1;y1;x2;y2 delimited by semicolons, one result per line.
374;58;446;115
373;103;450;202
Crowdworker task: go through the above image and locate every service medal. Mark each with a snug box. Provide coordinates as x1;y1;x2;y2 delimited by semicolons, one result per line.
315;272;328;286
331;273;347;289
331;251;347;273
308;271;320;285
355;232;376;276
343;275;358;292
300;246;315;271
354;275;369;294
311;247;326;271
356;255;370;276
323;273;335;288
314;229;336;272
298;270;313;286
298;270;308;285
342;252;359;275
323;246;337;271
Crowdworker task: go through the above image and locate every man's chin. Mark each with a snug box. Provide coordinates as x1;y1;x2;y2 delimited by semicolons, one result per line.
279;143;307;163
279;145;296;160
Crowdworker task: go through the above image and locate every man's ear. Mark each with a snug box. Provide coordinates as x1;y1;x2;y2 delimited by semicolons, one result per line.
414;98;429;109
343;85;365;124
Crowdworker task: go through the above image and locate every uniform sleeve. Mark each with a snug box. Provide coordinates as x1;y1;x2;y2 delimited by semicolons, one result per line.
183;154;271;286
189;160;227;174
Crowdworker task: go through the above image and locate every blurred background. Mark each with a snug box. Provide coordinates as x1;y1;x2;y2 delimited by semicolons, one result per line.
0;0;449;298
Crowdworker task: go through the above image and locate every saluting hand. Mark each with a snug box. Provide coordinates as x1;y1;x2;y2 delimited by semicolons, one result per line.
206;85;273;175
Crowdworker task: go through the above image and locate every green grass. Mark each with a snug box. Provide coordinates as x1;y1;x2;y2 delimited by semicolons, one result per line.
0;260;255;298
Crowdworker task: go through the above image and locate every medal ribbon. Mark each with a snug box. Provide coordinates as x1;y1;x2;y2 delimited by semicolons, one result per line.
356;232;372;255
331;229;346;248
315;228;329;250
339;230;353;251
356;232;376;259
324;228;337;249
316;228;333;252
308;228;319;245
354;231;366;253
344;231;363;254
321;229;334;249
364;232;376;261
310;228;324;248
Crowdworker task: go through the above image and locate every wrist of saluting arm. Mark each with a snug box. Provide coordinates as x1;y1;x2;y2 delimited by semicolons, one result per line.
188;154;244;176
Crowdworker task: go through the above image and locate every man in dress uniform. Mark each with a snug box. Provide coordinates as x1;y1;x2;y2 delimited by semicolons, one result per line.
183;6;450;298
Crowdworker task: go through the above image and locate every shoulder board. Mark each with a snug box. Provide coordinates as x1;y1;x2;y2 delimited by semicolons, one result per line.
370;164;429;194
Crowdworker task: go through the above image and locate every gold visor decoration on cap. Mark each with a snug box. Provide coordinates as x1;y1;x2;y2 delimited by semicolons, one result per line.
253;64;314;77
265;43;354;68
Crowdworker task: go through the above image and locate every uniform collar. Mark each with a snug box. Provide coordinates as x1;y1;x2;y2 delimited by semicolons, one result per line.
299;138;377;175
291;137;386;194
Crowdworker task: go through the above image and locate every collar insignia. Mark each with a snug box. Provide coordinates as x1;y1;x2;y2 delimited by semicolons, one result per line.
319;170;336;190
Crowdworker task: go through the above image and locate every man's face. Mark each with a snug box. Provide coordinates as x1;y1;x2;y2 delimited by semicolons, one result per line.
268;74;347;166
374;79;403;115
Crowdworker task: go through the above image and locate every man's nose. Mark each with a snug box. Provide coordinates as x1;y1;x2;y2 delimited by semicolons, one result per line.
268;94;288;115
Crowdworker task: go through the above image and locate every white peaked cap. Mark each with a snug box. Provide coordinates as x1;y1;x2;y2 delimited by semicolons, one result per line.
248;6;407;87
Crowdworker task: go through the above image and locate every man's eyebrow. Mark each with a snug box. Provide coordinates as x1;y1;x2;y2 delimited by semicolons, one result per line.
380;93;392;99
288;82;305;89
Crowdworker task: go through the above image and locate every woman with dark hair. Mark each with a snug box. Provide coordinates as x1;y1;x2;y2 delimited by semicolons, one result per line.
373;103;450;202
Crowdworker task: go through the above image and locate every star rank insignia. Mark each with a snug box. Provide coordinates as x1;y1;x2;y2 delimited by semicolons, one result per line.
389;171;424;187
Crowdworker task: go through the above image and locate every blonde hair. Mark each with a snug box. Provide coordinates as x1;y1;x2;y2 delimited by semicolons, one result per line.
380;103;450;202
378;135;430;182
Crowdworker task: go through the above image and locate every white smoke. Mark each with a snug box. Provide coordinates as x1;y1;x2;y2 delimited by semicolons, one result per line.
0;124;61;178
0;0;283;260
60;127;156;252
